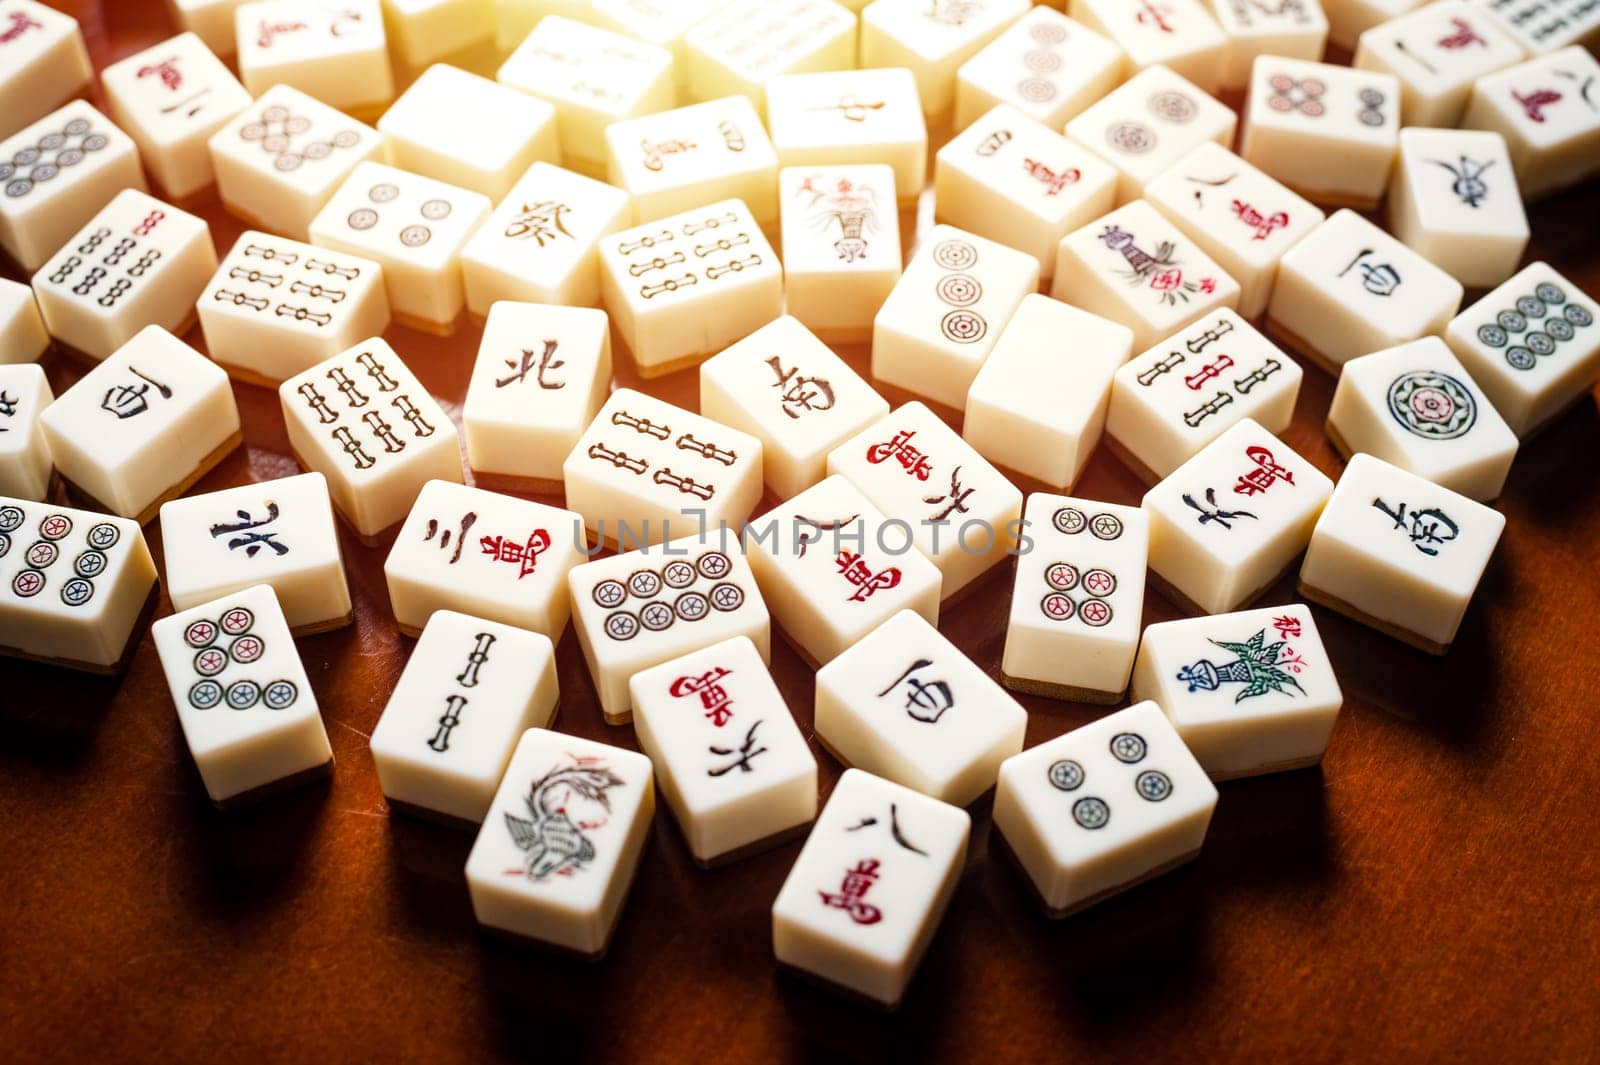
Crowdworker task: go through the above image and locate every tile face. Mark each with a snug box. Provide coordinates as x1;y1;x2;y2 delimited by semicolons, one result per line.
381;0;493;69
1444;262;1600;436
630;635;818;863
1070;0;1229;93
991;700;1216;916
0;278;49;365
778;165;902;343
40;326;240;522
152;584;333;804
860;0;1032;120
1142;418;1333;615
765;67;928;207
1326;337;1519;501
1354;0;1525;127
567;532;771;723
1209;0;1329;90
589;1;738;93
170;0;252;58
235;0;394;114
1002;494;1149;703
745;475;943;666
1131;603;1342;778
466;730;655;957
683;0;857;111
1387;127;1527;290
956;7;1125;130
1474;0;1600;53
0;497;156;672
1461;46;1600;199
814;609;1027;806
0;101;147;273
0;0;92;141
278;338;463;538
31;189;217;362
605;96;779;226
1107;308;1303;483
771;769;970;1008
0;363;52;501
370;609;559;824
158;472;352;634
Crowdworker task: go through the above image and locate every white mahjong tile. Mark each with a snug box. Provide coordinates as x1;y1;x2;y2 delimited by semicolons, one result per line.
1209;0;1329;90
0;1;92;140
778;165;902;344
278;338;463;539
597;199;782;377
683;0;858;113
859;0;1031;122
0;101;146;273
1387;127;1527;290
1131;603;1342;778
1143;142;1325;319
1473;0;1600;53
1142;418;1333;615
567;531;771;723
40;327;240;524
169;0;252;58
935;105;1119;281
463;302;612;491
207;84;385;240
765;67;928;208
1322;0;1424;51
1445;263;1600;436
991;700;1216;916
700;315;890;499
460;162;632;315
1065;66;1237;204
1461;46;1600;199
745;475;942;665
0;277;48;364
0;364;52;501
564;389;764;547
1354;1;1525;127
158;472;352;635
828;402;1022;597
1052;199;1241;353
1327;337;1519;501
1002;494;1147;704
235;0;394;115
466;729;654;957
1300;452;1504;653
588;0;738;94
1106;308;1303;484
381;0;494;70
963;296;1134;492
955;7;1125;129
771;769;969;1008
30;189;217;363
99;32;252;200
1267;209;1464;374
1239;56;1401;210
871;225;1039;412
630;635;817;864
152;584;333;805
371;609;559;824
604;96;779;226
497;16;676;177
1070;0;1228;93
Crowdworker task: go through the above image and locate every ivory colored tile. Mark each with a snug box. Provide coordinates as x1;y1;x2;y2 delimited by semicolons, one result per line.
1069;0;1228;93
0;277;50;365
778;165;902;344
860;0;1031;122
1209;0;1329;91
236;1;394;114
1321;0;1424;50
1461;46;1600;199
1473;0;1600;53
380;0;494;70
682;0;857;112
604;96;779;225
0;0;92;140
1354;0;1525;127
167;0;252;58
0;364;52;501
765;67;928;209
1386;127;1527;290
588;0;737;94
955;7;1125;130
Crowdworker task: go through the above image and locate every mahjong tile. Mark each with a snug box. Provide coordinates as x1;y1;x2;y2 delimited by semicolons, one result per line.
30;189;217;363
1473;0;1600;53
235;0;394;116
0;1;92;140
630;635;817;864
778;165;902;344
1444;263;1600;436
1143;141;1325;320
1326;337;1518;501
198;231;391;387
381;0;495;71
1069;0;1229;93
935;104;1119;281
152;584;333;806
168;0;251;58
1322;0;1424;51
207;84;385;240
1064;66;1237;204
99;31;253;200
1051;199;1241;353
1002;494;1147;704
1267;209;1463;374
1131;603;1342;779
370;610;559;825
765;67;928;209
1387;127;1527;290
991;700;1216;916
588;0;739;94
0;278;48;364
0;364;51;500
1106;308;1303;484
955;7;1125;130
771;769;969;1008
963;296;1135;492
1299;452;1504;653
682;0;858;113
0;101;146;273
859;0;1031;123
596;198;782;377
1353;0;1525;127
604;96;779;226
278;338;463;539
158;472;352;635
567;531;771;723
563;389;764;548
459;162;632;315
40;326;241;524
745;475;942;666
1209;0;1329;91
465;729;654;958
1461;46;1600;199
1142;418;1333;615
700;315;890;499
463;302;612;493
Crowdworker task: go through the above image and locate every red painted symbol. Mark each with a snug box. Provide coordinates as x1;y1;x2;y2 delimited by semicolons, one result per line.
479;528;551;579
670;667;735;727
232;635;265;663
0;11;43;44
818;859;883;925
1083;569;1117;597
196;648;228;676
185;620;217;647
866;428;934;481
1231;200;1289;241
221;608;253;635
26;542;56;567
12;571;43;597
1046;563;1079;591
136;58;183;91
1184;354;1235;390
1080;599;1113;627
1233;445;1296;496
40;515;72;540
1273;615;1302;639
1042;592;1074;620
1512;88;1562;123
1136;0;1176;32
1437;17;1486;49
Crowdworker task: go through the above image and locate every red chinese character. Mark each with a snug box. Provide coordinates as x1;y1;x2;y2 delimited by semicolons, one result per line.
1272;614;1302;640
136;58;183;91
670;667;735;727
835;551;903;603
1233;445;1296;496
1151;269;1183;292
0;10;44;44
479;528;551;579
818;859;883;925
865;429;934;481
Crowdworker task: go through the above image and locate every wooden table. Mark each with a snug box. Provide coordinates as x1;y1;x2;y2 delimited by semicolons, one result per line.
3;4;1598;1060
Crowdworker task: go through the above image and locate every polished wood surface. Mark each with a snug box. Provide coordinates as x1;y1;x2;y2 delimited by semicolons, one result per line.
2;4;1598;1061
